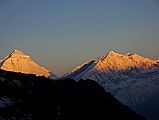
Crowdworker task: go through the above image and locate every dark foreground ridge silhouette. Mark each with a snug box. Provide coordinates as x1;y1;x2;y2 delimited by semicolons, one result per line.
0;70;145;120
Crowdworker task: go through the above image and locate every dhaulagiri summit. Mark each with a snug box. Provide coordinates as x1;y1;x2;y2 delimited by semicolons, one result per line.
0;49;57;79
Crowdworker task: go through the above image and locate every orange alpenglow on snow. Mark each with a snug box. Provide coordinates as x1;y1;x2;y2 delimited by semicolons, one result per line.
0;49;56;78
65;50;159;80
94;51;157;71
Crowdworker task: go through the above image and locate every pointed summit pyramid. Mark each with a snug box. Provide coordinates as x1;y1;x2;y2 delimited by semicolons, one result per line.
0;49;57;78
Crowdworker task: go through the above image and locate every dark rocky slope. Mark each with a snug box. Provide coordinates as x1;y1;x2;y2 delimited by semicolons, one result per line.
0;70;145;120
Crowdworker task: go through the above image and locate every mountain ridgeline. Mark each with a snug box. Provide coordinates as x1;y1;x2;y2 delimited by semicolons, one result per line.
1;49;159;119
65;51;159;105
0;70;144;120
64;51;159;120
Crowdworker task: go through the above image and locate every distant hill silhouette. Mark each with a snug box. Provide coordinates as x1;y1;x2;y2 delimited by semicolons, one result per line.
0;70;145;120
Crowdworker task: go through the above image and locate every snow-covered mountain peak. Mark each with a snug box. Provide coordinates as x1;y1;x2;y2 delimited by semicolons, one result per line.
0;49;57;78
11;49;28;57
2;49;30;62
99;51;119;60
107;50;117;55
65;50;159;117
12;49;24;54
94;51;158;71
66;51;159;78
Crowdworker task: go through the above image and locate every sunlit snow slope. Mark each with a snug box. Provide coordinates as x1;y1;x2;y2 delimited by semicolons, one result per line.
0;49;57;79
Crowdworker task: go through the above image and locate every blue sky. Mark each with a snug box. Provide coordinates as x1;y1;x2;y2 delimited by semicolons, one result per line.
0;0;159;76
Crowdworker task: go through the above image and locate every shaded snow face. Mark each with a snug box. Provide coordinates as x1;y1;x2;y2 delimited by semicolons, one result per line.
65;60;96;80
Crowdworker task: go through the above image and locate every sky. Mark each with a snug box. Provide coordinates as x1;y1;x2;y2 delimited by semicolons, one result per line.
0;0;159;76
